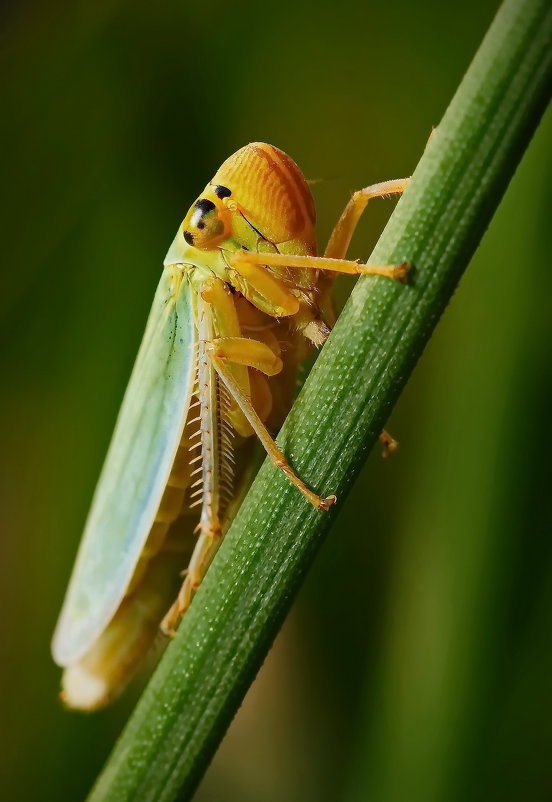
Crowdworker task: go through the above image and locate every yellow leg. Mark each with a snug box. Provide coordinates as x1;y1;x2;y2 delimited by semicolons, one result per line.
206;345;336;511
325;178;410;259
229;250;409;282
161;522;221;636
226;252;300;317
161;332;333;635
209;336;283;376
321;179;409;458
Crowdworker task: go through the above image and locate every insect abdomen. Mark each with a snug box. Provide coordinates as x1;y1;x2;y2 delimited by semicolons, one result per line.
60;550;181;710
125;438;194;596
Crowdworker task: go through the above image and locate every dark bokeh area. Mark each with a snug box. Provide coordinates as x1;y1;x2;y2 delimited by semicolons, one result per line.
1;1;550;800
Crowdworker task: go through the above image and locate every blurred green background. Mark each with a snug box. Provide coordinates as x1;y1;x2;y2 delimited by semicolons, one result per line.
1;1;550;800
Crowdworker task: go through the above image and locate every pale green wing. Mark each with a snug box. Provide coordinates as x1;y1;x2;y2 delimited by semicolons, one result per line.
52;265;196;666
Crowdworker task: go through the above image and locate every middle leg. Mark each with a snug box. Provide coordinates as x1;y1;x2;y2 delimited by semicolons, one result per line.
205;342;336;511
325;177;410;259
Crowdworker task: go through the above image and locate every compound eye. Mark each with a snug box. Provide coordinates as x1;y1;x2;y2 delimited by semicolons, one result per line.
182;198;227;250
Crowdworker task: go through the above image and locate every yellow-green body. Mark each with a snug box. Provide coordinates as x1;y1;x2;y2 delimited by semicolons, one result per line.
52;142;408;709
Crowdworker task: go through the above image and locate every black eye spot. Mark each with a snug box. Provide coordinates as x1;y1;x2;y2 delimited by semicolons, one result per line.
214;185;231;199
194;198;216;214
183;231;194;245
197;221;205;230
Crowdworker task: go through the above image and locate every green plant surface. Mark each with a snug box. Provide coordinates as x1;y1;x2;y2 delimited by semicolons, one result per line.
342;115;552;802
89;0;551;799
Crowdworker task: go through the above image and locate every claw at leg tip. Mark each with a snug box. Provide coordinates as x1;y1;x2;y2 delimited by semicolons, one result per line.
160;620;177;639
395;262;411;283
319;494;337;511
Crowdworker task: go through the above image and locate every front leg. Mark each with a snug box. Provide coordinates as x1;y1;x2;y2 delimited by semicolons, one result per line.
228;250;410;282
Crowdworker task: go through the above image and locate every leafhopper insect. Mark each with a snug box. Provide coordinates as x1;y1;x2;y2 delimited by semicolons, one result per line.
52;143;409;709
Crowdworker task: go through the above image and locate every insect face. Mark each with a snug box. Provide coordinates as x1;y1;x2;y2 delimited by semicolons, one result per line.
182;189;232;250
